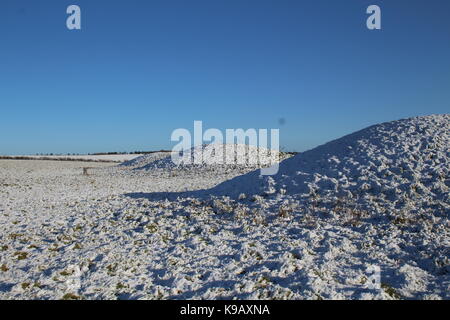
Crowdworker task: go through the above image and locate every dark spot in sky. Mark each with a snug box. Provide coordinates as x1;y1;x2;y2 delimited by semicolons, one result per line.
278;118;286;126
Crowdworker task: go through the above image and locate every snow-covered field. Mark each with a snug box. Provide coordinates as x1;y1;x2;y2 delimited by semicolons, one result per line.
0;115;448;300
0;154;144;163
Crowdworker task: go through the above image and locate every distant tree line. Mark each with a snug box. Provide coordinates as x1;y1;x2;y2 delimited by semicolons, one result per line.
0;156;117;163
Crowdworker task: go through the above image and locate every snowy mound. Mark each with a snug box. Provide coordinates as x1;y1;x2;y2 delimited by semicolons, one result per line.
210;115;450;205
120;152;171;168
128;144;283;171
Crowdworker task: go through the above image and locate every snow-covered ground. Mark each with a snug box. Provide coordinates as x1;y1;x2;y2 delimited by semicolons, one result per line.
0;115;448;300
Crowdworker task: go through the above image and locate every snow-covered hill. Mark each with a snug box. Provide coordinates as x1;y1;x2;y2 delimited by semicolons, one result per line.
210;115;449;208
120;151;172;168
122;144;286;173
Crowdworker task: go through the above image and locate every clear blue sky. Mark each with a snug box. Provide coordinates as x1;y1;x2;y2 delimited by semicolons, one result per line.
1;0;449;154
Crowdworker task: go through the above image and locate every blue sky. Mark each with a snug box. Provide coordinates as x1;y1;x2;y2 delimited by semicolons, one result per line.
1;0;449;154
